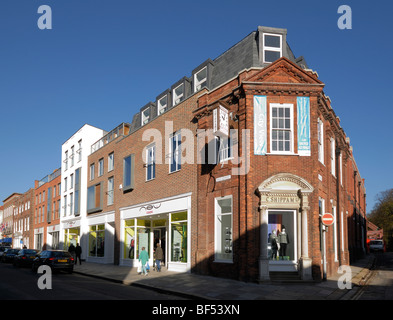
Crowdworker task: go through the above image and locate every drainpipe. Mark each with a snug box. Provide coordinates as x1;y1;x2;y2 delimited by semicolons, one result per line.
335;147;342;266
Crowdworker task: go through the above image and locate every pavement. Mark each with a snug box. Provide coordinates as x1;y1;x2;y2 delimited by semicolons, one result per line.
72;255;376;300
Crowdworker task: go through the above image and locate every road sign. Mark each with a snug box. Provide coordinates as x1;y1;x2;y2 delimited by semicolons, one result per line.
321;213;335;226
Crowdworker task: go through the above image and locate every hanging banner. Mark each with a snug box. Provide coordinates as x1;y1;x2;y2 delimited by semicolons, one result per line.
297;96;311;156
254;95;267;155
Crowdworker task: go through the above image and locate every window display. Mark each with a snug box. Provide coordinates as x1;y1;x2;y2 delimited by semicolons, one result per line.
124;219;135;259
89;224;105;257
171;212;187;263
215;197;233;261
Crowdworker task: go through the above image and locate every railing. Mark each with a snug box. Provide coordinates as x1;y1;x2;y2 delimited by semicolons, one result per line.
91;123;130;154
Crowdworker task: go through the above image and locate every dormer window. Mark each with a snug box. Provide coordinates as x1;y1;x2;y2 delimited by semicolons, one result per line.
263;33;282;63
194;67;207;91
158;95;168;115
141;108;150;125
173;83;184;105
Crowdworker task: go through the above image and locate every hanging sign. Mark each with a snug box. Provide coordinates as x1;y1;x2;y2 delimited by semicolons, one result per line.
297;96;311;156
254;95;267;155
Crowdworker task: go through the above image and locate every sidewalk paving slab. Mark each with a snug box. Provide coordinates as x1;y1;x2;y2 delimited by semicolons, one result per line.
72;255;376;300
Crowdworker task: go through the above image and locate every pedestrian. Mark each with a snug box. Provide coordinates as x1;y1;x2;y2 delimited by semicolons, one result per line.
75;243;82;265
139;247;149;276
68;243;76;262
154;243;164;272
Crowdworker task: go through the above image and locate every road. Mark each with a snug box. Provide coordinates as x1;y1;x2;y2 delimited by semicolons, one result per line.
0;262;188;300
354;251;393;300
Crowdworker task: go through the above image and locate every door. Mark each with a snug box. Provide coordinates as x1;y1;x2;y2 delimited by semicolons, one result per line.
268;210;297;271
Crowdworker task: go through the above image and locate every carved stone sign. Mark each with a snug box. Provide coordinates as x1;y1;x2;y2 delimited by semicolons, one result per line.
266;195;300;204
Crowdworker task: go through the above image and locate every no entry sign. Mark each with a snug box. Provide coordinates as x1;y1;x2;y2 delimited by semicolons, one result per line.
321;213;335;226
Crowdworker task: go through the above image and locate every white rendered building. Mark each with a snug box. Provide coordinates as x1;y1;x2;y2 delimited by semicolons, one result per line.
60;124;106;261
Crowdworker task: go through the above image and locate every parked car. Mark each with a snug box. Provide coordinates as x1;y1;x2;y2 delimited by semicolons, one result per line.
32;250;74;274
0;246;11;257
369;240;385;252
1;248;21;263
13;249;39;268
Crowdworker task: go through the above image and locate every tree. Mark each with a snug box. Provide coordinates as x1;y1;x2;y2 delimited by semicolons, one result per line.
368;188;393;250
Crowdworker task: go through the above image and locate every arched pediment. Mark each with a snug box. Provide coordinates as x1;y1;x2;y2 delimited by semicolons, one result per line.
258;173;313;194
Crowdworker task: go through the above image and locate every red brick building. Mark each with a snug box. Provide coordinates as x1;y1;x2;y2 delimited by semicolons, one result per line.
33;168;62;250
2;193;21;245
193;55;366;281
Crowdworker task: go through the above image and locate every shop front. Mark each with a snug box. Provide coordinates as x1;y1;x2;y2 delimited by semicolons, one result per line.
47;224;60;250
34;228;44;250
62;219;80;252
257;173;313;281
86;211;115;264
120;193;191;273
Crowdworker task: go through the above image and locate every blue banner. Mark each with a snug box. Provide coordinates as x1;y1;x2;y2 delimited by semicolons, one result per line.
297;96;311;156
254;96;267;155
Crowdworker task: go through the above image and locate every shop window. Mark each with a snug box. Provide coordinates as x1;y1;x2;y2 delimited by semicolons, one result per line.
137;219;151;259
263;33;282;63
124;219;135;259
214;197;233;262
268;210;295;261
171;212;187;263
270;103;293;154
89;224;105;257
87;182;102;214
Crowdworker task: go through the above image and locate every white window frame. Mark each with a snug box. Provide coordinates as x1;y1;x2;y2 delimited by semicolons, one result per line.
169;131;181;173
173;83;184;106
330;138;336;177
194;67;207;92
98;158;104;177
141;108;149;125
262;33;282;64
108;152;114;172
214;195;233;263
146;144;155;181
339;153;343;185
318;118;324;164
90;163;95;181
107;176;114;206
270;103;294;154
157;95;168;115
217;134;233;163
332;204;338;261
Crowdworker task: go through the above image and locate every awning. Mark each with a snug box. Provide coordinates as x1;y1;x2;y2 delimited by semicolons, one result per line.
0;238;12;243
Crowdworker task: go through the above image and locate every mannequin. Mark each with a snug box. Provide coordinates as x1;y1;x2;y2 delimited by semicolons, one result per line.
269;230;278;260
278;227;289;258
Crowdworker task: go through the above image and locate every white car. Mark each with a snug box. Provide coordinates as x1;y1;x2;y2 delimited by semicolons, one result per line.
369;240;384;252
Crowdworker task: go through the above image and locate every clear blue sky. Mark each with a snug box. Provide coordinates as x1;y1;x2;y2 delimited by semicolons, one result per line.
0;0;392;213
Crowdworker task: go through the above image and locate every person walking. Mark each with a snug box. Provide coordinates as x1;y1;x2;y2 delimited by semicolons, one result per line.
68;243;76;262
139;247;149;276
75;243;82;265
154;243;164;272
